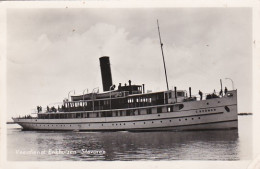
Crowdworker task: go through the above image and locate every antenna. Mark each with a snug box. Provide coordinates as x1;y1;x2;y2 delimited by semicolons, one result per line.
157;19;169;91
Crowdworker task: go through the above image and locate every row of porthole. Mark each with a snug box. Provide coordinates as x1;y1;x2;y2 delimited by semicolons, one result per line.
196;109;216;113
28;117;203;128
111;123;126;126
30;124;72;127
179;117;201;121
205;101;221;106
108;117;201;126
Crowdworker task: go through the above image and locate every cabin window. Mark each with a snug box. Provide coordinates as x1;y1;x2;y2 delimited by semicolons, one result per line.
157;107;162;113
115;111;118;116
126;110;131;116
128;99;132;103
169;93;172;98
120;110;123;116
177;92;184;97
227;93;233;97
138;109;141;115
106;111;112;117
86;113;89;118
136;98;139;102
167;106;173;112
147;108;152;114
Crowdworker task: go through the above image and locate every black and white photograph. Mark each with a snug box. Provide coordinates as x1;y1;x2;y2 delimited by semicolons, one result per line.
0;1;259;169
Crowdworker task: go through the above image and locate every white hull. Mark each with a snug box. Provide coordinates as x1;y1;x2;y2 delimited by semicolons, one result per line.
13;91;238;131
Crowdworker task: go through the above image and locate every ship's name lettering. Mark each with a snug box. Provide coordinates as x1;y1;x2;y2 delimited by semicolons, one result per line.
81;149;106;155
16;149;46;155
48;149;77;155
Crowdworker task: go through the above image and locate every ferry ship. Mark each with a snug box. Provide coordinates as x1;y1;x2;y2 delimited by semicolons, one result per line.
12;22;238;131
12;55;238;131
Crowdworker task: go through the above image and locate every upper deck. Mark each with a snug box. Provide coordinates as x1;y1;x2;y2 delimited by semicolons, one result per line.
36;88;187;115
61;89;186;112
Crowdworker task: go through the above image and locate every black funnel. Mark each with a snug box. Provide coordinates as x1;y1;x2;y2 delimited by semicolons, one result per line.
99;56;113;92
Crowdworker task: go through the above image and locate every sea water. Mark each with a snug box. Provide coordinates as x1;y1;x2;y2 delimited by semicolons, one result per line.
6;116;252;161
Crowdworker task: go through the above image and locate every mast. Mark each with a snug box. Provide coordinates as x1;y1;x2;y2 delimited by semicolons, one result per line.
157;19;169;91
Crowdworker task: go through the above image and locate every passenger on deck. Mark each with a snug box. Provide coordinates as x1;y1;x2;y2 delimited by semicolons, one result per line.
37;106;40;113
199;90;203;100
224;87;228;95
118;83;122;91
51;106;57;112
47;106;50;112
219;89;223;96
112;84;116;90
212;92;218;98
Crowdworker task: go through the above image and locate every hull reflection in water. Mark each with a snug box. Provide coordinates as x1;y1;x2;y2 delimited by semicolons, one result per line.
8;128;239;161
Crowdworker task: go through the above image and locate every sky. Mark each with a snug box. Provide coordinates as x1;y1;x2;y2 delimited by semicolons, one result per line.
6;8;252;120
